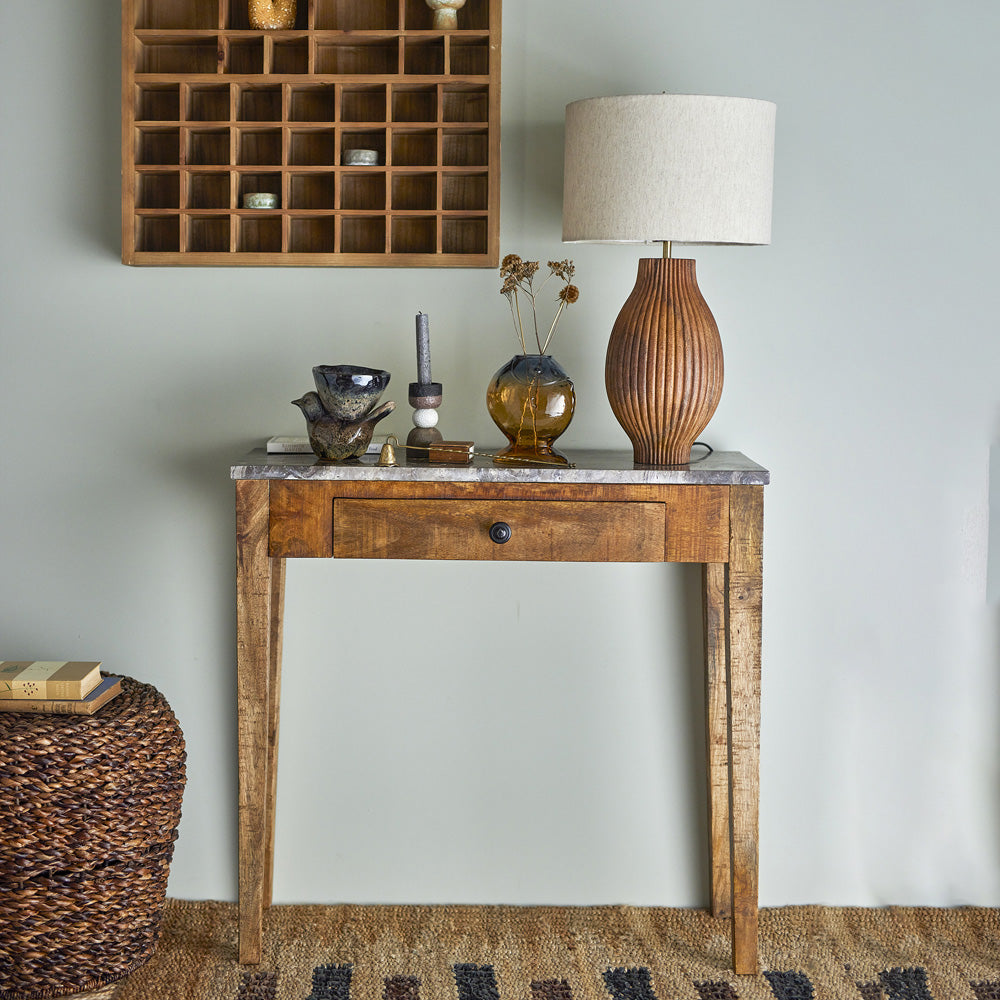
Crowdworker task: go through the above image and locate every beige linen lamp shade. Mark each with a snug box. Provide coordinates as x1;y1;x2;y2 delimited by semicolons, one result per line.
563;94;775;246
562;93;776;466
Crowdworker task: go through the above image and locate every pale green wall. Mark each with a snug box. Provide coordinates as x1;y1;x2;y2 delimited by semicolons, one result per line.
2;0;999;906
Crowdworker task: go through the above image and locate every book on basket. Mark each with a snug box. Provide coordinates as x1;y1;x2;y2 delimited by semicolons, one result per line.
0;661;103;700
0;675;122;715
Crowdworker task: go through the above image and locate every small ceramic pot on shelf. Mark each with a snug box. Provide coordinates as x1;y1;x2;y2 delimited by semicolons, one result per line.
248;0;296;30
424;0;466;29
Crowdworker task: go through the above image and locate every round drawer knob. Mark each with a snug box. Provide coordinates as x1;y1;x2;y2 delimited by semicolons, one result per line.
489;521;512;544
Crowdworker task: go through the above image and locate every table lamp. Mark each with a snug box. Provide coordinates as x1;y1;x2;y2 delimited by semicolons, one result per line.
563;94;776;465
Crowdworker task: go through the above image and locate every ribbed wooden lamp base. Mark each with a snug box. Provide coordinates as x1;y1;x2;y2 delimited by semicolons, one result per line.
605;258;724;466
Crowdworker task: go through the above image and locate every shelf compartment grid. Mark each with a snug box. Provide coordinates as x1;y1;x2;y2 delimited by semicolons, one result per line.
123;0;500;265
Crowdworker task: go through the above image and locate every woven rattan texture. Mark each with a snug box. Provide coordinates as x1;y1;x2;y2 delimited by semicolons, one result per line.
113;900;1000;1000
0;677;186;1000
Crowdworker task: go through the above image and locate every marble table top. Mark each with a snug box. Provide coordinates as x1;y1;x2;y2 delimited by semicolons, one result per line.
232;448;769;486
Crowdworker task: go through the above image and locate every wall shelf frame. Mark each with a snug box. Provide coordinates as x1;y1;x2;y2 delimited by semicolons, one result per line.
122;0;501;266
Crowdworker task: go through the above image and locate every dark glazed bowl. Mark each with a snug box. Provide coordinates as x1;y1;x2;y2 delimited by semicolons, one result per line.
312;365;391;421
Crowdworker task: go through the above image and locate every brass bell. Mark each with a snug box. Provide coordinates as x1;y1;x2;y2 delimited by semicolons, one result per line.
376;435;399;467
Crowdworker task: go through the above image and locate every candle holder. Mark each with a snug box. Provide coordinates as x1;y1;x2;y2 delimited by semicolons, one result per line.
406;382;443;462
407;312;444;462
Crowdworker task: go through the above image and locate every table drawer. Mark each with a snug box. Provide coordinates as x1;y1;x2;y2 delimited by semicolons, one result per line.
332;498;666;562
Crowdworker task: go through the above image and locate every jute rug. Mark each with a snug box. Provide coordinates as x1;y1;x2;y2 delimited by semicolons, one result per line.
109;900;999;1000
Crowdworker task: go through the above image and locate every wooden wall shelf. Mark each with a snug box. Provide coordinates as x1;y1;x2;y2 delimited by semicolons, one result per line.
121;0;501;266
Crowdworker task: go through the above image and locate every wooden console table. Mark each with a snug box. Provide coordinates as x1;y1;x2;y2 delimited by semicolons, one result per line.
232;449;768;973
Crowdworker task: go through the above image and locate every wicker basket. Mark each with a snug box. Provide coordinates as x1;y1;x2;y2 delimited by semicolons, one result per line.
0;677;186;1000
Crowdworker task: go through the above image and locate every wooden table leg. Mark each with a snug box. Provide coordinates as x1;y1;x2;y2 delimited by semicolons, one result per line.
725;485;763;974
702;561;731;919
236;479;272;965
264;556;286;908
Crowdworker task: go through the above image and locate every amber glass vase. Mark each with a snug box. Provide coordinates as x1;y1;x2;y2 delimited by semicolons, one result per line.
248;0;296;29
486;355;575;466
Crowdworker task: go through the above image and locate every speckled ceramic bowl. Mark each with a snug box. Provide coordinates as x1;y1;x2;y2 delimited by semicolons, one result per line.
312;365;391;421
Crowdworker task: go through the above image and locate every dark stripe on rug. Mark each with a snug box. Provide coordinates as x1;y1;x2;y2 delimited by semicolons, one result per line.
879;968;932;1000
306;963;353;1000
384;975;420;1000
854;983;883;999
971;983;1000;1000
531;979;574;1000
236;971;277;1000
454;964;500;1000
763;970;815;999
602;967;658;1000
694;982;740;1000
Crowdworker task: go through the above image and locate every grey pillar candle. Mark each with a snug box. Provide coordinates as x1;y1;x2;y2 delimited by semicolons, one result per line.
416;312;432;385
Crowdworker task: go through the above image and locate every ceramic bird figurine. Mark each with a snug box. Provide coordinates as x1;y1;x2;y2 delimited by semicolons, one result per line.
291;391;326;423
292;392;396;461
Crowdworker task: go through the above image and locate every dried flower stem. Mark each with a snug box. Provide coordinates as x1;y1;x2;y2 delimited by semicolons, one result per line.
507;294;526;353
541;300;566;354
529;288;541;351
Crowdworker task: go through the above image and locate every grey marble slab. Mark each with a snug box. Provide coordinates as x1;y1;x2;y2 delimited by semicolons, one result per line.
231;448;769;485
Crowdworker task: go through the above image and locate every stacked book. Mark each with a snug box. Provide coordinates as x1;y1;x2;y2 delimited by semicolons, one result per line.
0;661;121;715
267;435;382;454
